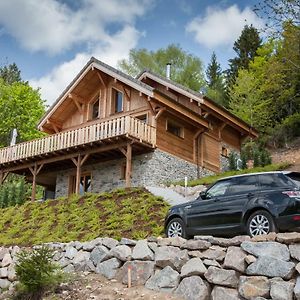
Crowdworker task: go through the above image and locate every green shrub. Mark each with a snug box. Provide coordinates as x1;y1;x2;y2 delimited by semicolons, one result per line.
14;245;65;300
228;152;237;171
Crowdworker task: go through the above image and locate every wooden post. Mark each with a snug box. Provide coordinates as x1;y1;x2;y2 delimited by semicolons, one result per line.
29;163;44;201
75;154;81;194
125;142;132;188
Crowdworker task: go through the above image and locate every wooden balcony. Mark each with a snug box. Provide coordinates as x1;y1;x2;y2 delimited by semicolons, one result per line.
0;116;156;165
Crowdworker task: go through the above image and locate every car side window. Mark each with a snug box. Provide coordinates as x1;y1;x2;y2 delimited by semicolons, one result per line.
259;174;296;189
206;180;231;198
227;176;259;195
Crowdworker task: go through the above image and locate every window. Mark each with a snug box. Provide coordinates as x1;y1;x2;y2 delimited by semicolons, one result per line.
166;119;183;138
222;147;229;157
206;180;231;198
227;176;259;195
69;173;92;195
112;88;123;113
259;174;296;189
92;99;100;119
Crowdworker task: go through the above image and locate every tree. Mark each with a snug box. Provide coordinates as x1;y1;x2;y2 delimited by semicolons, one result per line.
0;79;45;147
118;44;206;92
205;52;227;106
254;0;300;35
0;63;22;84
227;25;262;83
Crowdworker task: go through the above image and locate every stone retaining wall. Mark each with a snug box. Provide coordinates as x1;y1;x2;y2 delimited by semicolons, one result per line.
2;232;300;299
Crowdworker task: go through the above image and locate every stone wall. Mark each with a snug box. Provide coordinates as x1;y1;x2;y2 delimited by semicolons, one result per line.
55;149;213;197
2;232;300;299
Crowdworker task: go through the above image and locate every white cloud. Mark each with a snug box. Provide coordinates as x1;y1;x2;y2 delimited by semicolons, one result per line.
0;0;152;54
30;26;141;105
186;5;264;48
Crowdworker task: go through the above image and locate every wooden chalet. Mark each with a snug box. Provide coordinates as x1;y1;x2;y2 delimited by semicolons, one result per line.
0;57;257;200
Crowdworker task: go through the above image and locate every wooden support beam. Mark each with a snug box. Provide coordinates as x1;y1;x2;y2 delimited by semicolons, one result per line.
123;87;131;101
125;142;132;188
29;162;44;201
218;123;227;139
119;147;127;157
80;154;90;166
145;97;155;116
69;95;83;113
155;107;166;120
71;155;82;194
0;172;9;185
96;71;106;87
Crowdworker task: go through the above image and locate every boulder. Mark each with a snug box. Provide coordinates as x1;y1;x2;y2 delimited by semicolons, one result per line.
0;248;9;261
1;253;12;267
246;256;295;279
289;244;300;261
202;259;221;268
102;237;118;249
276;232;300;244
223;246;247;273
65;245;78;259
58;257;71;268
241;241;290;261
251;232;277;242
211;286;241;300
7;264;16;281
295;276;300;300
132;240;154;261
82;239;101;251
182;239;211;250
204;266;239;288
73;250;90;264
109;245;131;262
0;267;8;278
238;276;270;300
200;248;226;261
270;277;294;300
118;261;155;286
96;258;121;279
175;276;210;300
296;262;300;274
195;235;250;246
120;238;136;246
180;257;207;278
245;255;256;265
145;266;180;293
157;236;187;248
90;245;109;266
63;264;75;273
155;246;189;272
0;279;10;290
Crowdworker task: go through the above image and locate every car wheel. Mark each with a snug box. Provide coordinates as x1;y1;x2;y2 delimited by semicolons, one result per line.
246;210;277;237
166;218;186;238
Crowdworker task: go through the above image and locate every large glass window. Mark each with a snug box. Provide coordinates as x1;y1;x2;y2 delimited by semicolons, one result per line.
113;89;123;113
206;180;231;198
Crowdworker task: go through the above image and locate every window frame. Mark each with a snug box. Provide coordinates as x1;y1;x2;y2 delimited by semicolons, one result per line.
166;119;184;138
112;88;124;114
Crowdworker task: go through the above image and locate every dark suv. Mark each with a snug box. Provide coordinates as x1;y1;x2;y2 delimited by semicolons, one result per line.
165;171;300;238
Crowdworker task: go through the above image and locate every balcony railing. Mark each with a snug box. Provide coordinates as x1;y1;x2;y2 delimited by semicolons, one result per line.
0;116;156;164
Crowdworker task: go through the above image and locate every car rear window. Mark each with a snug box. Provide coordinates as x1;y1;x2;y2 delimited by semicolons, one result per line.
285;172;300;188
258;173;297;189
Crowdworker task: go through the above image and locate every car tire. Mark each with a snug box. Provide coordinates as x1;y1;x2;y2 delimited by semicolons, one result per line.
246;210;277;237
166;218;187;238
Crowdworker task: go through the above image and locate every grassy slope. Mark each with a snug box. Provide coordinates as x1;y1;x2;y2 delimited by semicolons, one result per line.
0;188;170;246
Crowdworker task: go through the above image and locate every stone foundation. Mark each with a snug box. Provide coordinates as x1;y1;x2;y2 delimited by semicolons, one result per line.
2;232;300;299
55;149;213;198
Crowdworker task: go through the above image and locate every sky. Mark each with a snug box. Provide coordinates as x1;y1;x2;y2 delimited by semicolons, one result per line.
0;0;265;106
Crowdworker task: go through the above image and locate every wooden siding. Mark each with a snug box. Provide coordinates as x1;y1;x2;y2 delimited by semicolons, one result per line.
202;133;220;172
0;116;156;164
221;126;241;150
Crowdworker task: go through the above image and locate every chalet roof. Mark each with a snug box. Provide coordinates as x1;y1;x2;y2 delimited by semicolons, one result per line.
137;69;258;137
38;57;154;129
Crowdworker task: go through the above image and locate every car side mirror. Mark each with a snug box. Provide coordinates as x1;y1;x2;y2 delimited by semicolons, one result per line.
199;191;206;200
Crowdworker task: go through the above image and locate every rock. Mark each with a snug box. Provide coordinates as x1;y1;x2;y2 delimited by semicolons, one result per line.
145;266;180;293
289;244;300;261
7;265;16;281
53;251;63;261
102;237;118;249
0;268;8;278
202;259;221;268
182;239;211;250
238;276;270;300
1;253;12;267
120;238;136;246
96;258;121;279
132;240;154;261
270;277;294;300
195;235;250;246
175;276;210;300
90;246;109;266
73;250;90;264
148;242;158;253
82;239;100;251
157;237;186;248
276;232;300;244
245;255;256;265
65;245;78;259
0;248;9;261
246;256;295;279
11;246;20;257
223;246;247;273
63;264;75;273
0;279;10;290
188;250;202;258
118;261;155;286
58;257;71;268
211;286;241;300
155;246;189;272
180;257;207;277
200;248;226;261
109;245;131;262
296;262;300;274
241;241;290;261
251;232;277;242
72;241;83;250
204;266;239;288
294;276;300;299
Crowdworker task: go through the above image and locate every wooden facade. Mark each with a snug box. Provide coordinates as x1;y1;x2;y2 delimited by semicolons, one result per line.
0;57;258;200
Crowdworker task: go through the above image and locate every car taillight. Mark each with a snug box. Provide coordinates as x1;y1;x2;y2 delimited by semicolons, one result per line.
282;191;300;198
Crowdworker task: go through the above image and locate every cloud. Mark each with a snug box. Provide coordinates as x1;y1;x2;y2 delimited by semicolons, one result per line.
0;0;152;55
186;5;264;48
30;26;142;105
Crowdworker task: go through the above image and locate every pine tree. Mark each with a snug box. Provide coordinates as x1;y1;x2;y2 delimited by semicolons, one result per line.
227;25;262;83
0;63;22;85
